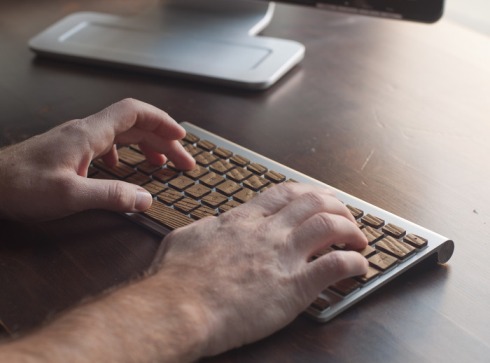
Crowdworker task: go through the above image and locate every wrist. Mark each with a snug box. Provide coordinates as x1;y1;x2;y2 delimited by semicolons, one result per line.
101;272;213;363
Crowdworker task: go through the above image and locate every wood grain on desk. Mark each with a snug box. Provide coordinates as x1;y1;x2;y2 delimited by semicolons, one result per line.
1;0;489;362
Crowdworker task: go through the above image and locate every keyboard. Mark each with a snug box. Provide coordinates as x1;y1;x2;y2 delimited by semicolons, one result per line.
88;122;455;323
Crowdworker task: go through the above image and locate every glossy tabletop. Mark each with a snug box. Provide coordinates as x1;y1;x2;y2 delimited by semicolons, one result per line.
0;1;489;362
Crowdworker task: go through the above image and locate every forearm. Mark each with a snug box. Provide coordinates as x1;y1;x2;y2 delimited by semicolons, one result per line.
0;274;210;363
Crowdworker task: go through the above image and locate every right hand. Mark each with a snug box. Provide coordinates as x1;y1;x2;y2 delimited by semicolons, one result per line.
152;182;368;358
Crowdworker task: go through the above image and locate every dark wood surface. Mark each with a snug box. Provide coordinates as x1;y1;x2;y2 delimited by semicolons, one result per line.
1;1;489;362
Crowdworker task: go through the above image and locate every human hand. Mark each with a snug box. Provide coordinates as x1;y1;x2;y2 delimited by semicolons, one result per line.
0;98;195;221
151;182;368;358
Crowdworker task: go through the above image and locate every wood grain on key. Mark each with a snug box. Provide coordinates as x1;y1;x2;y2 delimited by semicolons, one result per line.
404;234;428;248
242;175;270;191
92;159;135;179
143;200;194;230
209;159;235;174
201;192;228;208
368;252;398;271
362;226;384;244
226;167;253;182
143;181;167;196
185;184;211;199
361;214;385;228
382;223;406;239
199;172;225;188
376;236;415;260
118;147;146;166
247;162;268;175
216;180;242;196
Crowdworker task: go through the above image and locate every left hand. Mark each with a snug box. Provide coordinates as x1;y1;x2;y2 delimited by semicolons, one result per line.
0;98;195;221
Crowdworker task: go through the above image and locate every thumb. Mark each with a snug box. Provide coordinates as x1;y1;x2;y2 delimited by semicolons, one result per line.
306;250;368;294
75;177;153;213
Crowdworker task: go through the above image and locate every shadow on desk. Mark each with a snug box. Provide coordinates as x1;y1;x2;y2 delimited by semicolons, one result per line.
0;210;161;335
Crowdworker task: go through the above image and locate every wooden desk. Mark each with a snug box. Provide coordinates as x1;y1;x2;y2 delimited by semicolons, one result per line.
1;1;489;361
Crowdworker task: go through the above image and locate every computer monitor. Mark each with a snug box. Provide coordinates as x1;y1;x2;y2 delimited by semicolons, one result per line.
29;0;445;90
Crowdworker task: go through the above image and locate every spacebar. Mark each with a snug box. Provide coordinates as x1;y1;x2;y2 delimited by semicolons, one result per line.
143;200;194;230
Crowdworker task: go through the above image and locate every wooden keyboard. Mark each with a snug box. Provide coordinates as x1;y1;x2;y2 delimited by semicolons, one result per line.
89;122;455;323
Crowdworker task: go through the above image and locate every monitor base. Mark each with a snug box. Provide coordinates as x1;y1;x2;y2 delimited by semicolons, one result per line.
29;0;305;90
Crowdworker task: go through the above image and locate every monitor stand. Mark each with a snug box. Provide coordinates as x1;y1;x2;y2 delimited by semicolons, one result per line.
29;0;305;89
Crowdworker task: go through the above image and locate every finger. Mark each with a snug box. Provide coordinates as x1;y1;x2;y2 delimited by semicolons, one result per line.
243;183;334;217
100;145;119;168
139;138;195;171
288;213;367;258
71;177;153;213
273;191;355;229
305;250;368;292
87;98;185;140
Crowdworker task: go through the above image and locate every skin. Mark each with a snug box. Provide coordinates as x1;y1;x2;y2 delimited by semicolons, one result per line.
0;99;368;362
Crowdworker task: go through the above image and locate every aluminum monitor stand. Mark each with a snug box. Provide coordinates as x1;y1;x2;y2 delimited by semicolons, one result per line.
29;0;305;90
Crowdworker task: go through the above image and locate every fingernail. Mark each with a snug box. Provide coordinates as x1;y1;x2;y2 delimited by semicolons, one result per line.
135;190;153;211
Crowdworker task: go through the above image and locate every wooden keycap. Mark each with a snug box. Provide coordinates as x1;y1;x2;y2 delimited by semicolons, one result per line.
195;152;218;166
356;266;381;284
209;159;235;174
368;252;398;271
153;168;178;183
201;192;228;208
216;180;242;196
129;144;142;153
213;147;233;159
125;172;152;186
382;223;406;239
242;175;270;191
174;197;200;213
329;278;361;296
346;205;364;219
157;189;184;205
358;245;376;258
143;181;167;196
264;170;286;183
218;200;241;213
197;140;216;151
361;214;385;228
90;170;115;180
168;175;195;191
185;184;211;199
404;234;428;248
376;236;416;260
247;162;268;175
184;165;209;179
183;132;199;144
230;154;250;167
226;167;253;182
199;172;225;188
233;188;257;203
92;159;135;179
183;144;203;156
165;161;179;170
137;160;162;175
191;206;217;219
310;297;330;312
143;201;194;230
118;147;146;166
362;226;384;244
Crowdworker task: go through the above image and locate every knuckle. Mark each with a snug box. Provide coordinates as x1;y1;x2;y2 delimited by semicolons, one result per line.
117;97;139;109
313;212;336;234
302;191;326;209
